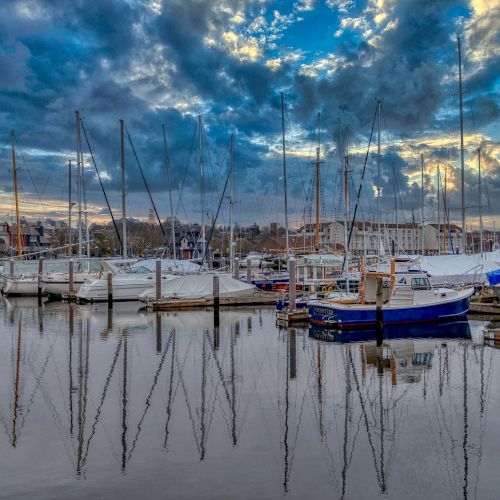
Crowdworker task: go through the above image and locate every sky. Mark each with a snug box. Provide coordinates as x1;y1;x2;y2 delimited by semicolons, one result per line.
0;0;498;232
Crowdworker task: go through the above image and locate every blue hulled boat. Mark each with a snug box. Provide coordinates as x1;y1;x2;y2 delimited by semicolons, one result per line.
308;258;474;329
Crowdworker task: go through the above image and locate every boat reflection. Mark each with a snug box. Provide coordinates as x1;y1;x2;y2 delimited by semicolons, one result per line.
309;319;471;343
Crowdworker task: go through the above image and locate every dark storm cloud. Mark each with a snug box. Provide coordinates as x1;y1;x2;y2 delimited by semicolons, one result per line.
0;0;497;224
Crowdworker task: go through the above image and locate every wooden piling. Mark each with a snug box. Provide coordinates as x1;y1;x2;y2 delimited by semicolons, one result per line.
68;259;74;296
247;257;252;284
234;257;240;280
156;258;161;301
288;258;296;311
376;276;384;346
37;257;43;305
9;258;14;277
107;272;113;308
213;275;220;330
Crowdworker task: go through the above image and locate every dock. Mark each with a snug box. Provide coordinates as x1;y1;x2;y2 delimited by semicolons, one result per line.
144;291;279;311
468;301;500;316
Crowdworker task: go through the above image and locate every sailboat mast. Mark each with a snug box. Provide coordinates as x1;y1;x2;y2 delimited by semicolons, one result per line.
478;148;483;255
458;36;466;253
162;124;176;259
281;93;290;258
229;133;235;271
75;111;83;258
10;130;22;257
198;115;206;259
421;154;425;256
443;167;448;253
315;112;321;250
68;160;72;256
344;154;350;290
120;119;127;258
377;100;382;256
437;164;441;255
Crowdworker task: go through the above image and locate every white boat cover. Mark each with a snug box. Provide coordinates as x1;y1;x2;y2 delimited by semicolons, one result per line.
141;273;256;299
132;259;204;274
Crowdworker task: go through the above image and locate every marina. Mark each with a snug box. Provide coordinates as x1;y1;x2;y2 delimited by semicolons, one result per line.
0;298;499;499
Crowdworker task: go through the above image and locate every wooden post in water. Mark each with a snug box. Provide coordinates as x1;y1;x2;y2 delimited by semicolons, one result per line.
9;258;14;277
288;258;296;312
246;257;252;284
68;259;74;297
155;258;161;302
376;277;384;346
234;257;240;280
37;257;44;305
107;272;113;308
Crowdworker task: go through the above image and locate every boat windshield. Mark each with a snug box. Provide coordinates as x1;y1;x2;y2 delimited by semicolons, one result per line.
127;266;151;274
411;277;431;290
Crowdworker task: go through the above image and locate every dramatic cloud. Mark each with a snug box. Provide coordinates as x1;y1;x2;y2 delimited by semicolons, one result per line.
0;0;498;230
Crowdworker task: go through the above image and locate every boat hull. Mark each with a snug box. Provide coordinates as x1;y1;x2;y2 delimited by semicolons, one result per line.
309;290;473;329
3;277;39;296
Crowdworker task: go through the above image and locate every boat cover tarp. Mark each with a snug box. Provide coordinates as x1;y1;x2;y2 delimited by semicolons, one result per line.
132;259;204;274
141;273;256;299
486;269;500;285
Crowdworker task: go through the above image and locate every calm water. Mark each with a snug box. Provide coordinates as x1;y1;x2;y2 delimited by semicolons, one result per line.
0;297;499;500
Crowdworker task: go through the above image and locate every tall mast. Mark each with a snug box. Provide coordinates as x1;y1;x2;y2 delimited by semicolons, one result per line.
315;112;321;250
421;154;425;256
281;93;290;258
437;164;440;255
392;162;398;254
75;111;83;258
458;36;466;253
120;119;127;258
10;130;22;257
68;160;72;256
229;133;235;271
377;100;382;257
443;167;448;253
478;148;483;255
162;124;176;260
198;115;206;259
343;154;350;290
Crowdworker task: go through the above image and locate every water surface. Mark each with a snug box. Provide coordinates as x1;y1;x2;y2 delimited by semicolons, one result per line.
0;297;498;499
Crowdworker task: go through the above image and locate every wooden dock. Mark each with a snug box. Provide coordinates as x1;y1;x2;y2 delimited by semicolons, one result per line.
468;302;500;316
144;291;280;311
276;308;310;324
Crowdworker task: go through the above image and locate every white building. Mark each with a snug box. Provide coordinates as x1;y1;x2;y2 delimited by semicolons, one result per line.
298;221;463;255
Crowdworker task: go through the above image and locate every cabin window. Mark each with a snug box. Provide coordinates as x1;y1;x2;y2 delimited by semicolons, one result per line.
411;277;431;290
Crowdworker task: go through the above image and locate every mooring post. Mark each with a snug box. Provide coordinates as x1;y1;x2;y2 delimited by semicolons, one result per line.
220;256;226;270
234;257;240;280
107;272;113;308
9;258;14;277
155;258;161;302
376;276;384;347
37;257;44;305
246;257;252;284
288;257;296;312
213;275;220;331
68;259;74;297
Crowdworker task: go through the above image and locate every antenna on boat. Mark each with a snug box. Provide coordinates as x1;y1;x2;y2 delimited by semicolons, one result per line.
10;130;22;257
280;93;290;259
457;36;466;254
162;124;176;259
120;119;127;258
